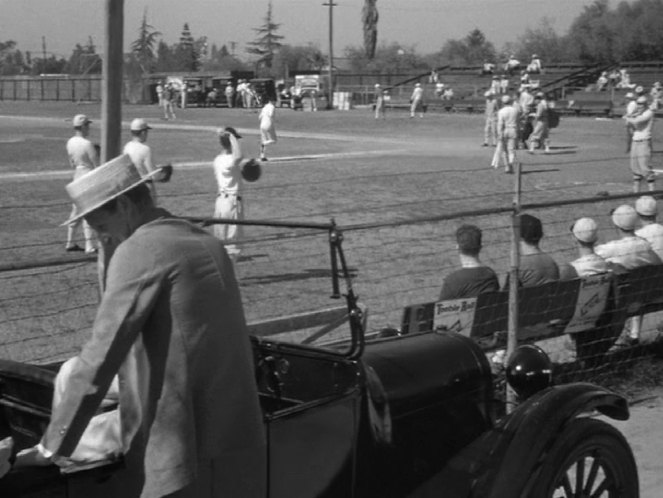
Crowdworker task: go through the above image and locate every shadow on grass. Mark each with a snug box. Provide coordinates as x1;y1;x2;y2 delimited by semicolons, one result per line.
241;267;359;285
521;168;561;174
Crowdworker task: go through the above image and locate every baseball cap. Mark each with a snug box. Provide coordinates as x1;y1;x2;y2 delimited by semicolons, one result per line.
636;96;648;104
130;118;151;132
635;196;657;216
218;126;242;139
625;92;635;99
73;114;91;127
570;218;598;244
375;83;380;87
484;90;494;98
635;85;645;95
415;83;421;87
611;204;639;231
501;95;512;104
535;92;545;99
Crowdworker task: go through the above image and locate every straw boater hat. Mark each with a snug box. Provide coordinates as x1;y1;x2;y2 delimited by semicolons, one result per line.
62;154;162;225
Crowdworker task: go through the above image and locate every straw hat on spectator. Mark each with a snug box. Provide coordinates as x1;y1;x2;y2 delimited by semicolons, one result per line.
130;118;152;132
611;204;639;231
571;218;599;244
62;154;161;225
635;196;657;217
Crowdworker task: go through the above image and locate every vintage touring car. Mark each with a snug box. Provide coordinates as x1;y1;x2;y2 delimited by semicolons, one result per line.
0;220;639;497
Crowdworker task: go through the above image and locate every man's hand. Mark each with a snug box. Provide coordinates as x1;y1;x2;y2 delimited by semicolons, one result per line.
0;436;14;478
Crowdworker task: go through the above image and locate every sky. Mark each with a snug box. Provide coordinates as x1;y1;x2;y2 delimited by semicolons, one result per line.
0;0;627;60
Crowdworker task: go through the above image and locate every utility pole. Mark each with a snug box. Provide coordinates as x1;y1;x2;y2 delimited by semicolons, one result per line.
41;36;47;67
230;41;237;58
102;0;123;163
322;1;336;109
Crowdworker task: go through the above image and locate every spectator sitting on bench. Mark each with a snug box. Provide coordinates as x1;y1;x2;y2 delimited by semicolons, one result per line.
595;204;661;270
507;213;559;288
560;218;610;280
438;224;499;300
635;196;663;260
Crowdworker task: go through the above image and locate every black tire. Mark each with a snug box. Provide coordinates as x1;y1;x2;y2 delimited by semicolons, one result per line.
526;418;639;498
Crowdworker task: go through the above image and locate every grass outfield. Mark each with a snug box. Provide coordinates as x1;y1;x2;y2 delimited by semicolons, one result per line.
1;101;662;362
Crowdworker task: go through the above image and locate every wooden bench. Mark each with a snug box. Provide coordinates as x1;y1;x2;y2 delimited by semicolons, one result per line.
399;267;663;357
566;92;614;117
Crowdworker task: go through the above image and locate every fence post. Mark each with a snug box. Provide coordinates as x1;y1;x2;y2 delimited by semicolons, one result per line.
506;161;522;412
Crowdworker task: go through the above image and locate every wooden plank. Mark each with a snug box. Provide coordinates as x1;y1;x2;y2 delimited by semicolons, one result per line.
247;306;348;337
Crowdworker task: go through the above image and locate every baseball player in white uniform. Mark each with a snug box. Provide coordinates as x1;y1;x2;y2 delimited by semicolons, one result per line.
65;114;98;253
213;127;244;262
259;98;277;161
494;95;520;173
624;96;655;192
410;83;424;118
123;118;161;202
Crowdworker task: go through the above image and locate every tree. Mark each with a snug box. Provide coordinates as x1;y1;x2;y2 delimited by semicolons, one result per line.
173;23;200;71
361;0;379;59
246;1;284;74
155;40;176;72
271;43;326;78
0;40;30;75
436;29;496;65
130;9;161;74
344;43;427;74
511;17;568;63
65;37;101;74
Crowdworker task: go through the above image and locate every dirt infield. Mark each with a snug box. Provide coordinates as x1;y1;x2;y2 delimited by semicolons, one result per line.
1;102;662;495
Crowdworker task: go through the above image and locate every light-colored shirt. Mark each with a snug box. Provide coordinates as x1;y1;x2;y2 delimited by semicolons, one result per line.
498;105;519;133
66;135;97;170
213;134;243;194
595;235;661;270
636;223;663;261
411;87;424;101
259;102;275;124
560;253;610;280
629;109;654;141
123;140;155;177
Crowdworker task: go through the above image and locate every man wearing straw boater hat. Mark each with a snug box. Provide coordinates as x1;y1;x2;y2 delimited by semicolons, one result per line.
2;155;266;497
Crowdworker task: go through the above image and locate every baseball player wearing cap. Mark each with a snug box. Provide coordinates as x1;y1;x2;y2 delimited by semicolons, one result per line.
483;91;498;147
410;83;424;118
635;196;663;260
493;95;520;173
123;118;161;202
528;92;551;153
595;204;661;269
213;127;244;262
623;96;655;192
623;92;638;153
65;114;98;253
258;97;277;161
374;84;386;119
163;83;177;120
490;75;501;95
559;218;609;280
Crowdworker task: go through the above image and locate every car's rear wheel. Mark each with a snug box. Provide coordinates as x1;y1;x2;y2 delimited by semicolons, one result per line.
527;418;638;498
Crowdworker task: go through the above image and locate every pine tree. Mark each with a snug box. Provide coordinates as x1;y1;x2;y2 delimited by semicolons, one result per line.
130;9;161;74
246;1;284;72
173;23;199;71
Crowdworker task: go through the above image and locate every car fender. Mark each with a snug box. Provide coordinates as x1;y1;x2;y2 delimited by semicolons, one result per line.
406;381;628;498
472;382;629;498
